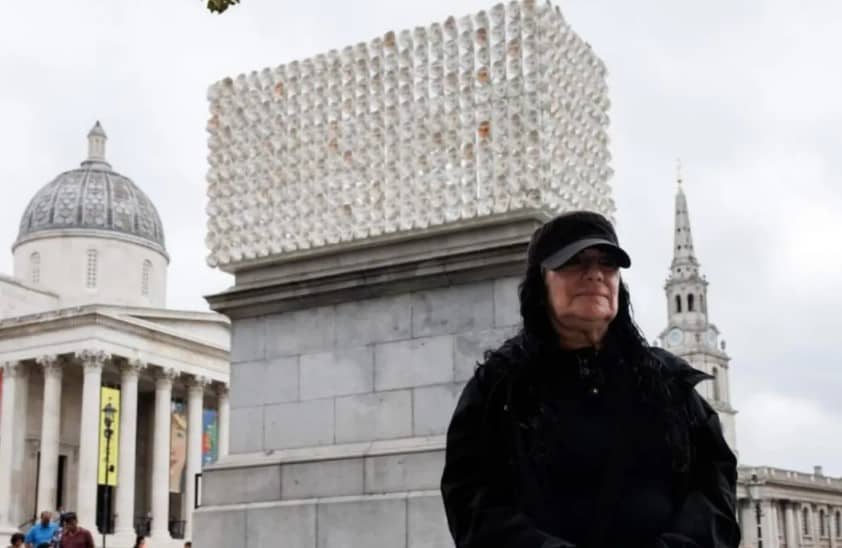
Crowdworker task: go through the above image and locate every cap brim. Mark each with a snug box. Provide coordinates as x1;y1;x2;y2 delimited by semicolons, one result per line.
540;237;631;270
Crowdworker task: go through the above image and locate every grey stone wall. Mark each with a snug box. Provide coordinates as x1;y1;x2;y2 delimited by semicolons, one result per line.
195;275;521;547
227;276;520;454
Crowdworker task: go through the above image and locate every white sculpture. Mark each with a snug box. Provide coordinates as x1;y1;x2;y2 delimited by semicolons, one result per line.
205;0;614;269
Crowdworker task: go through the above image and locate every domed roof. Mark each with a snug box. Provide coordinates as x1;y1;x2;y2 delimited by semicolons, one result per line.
15;122;167;256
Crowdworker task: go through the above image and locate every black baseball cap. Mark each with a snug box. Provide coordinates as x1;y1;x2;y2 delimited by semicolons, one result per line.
528;210;631;270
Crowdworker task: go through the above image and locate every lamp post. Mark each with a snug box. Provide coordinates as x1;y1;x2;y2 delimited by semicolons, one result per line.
102;402;116;548
748;472;763;548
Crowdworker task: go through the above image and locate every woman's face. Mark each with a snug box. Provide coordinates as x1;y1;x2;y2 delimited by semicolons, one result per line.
544;247;620;328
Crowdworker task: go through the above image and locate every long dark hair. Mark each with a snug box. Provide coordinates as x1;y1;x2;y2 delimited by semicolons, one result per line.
487;259;693;472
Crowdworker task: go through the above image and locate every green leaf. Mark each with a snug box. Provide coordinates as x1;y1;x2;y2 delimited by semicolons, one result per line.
206;0;240;14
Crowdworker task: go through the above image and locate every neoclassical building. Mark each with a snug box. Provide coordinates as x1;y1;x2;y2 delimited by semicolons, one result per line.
659;176;842;548
0;123;230;548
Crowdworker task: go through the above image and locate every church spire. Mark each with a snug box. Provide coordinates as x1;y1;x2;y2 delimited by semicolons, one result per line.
671;160;699;277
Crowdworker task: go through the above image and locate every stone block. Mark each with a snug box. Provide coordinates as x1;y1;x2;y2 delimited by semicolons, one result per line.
281;458;364;499
411;282;494;338
230;406;264;454
494;276;522;327
230;356;299;408
408;495;452;548
317;497;406;548
335;391;412;443
265;306;336;358
364;451;444;494
247;503;317;548
193;508;246;548
413;383;465;436
374;336;453;391
300;347;373;400
202;465;281;505
335;294;412;347
264;399;335;450
453;327;518;381
231;317;265;363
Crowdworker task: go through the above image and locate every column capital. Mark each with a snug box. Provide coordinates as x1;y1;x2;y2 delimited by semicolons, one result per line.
1;360;24;377
215;383;230;398
155;367;179;388
188;375;212;394
75;349;110;371
121;357;147;377
37;354;62;378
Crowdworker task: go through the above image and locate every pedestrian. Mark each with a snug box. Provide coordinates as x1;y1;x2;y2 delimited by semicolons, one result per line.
24;512;58;548
56;513;92;548
440;211;740;548
7;533;24;548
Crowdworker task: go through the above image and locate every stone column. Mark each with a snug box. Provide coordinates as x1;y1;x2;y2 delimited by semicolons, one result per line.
741;500;758;548
784;501;798;548
831;508;837;548
75;350;108;531
217;385;229;459
0;362;22;530
113;358;145;540
36;355;62;513
182;376;208;541
150;368;176;541
764;500;780;548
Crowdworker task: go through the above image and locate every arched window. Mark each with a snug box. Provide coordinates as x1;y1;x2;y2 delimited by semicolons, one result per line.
688;294;695;312
803;507;811;536
712;368;721;401
30;252;40;284
86;249;98;289
675;295;682;313
821;509;827;536
142;260;152;296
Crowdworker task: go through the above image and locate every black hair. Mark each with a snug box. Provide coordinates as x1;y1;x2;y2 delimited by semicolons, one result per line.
10;533;24;544
133;535;146;548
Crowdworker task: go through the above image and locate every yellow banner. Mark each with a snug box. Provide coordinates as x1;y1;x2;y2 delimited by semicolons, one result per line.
97;386;120;486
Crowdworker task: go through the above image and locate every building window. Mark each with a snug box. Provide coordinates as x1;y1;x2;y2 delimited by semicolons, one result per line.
30;252;40;284
835;511;840;537
712;368;721;401
803;507;811;536
675;295;682;313
688;294;695;312
141;260;152;296
821;510;827;537
86;249;97;289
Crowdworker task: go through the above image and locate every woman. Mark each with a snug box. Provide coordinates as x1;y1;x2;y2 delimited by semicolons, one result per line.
441;211;740;548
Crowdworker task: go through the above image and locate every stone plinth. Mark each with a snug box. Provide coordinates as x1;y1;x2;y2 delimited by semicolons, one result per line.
196;215;531;547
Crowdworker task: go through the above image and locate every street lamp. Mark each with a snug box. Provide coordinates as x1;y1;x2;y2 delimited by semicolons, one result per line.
102;402;116;548
747;472;763;548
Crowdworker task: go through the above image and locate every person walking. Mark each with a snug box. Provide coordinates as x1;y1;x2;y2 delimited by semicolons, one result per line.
24;512;58;548
56;513;92;548
441;211;740;548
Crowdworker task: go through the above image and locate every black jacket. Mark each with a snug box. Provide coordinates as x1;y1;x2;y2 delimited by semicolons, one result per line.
441;334;740;548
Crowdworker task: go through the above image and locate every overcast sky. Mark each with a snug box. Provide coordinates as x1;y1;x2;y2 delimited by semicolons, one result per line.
2;0;840;475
